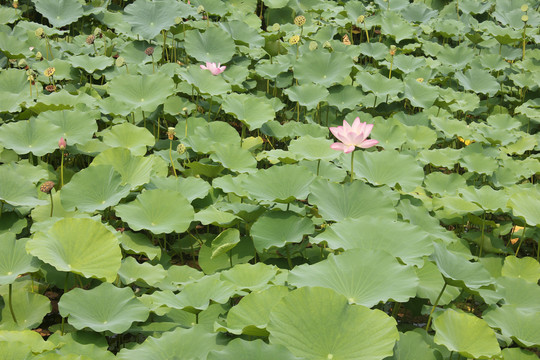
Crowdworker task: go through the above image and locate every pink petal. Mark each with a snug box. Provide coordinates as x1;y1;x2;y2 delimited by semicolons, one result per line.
363;123;374;136
351;117;361;129
200;64;207;70
358;139;379;148
331;143;355;153
343;120;352;132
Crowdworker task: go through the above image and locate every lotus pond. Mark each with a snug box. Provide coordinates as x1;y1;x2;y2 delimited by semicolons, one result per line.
0;0;539;359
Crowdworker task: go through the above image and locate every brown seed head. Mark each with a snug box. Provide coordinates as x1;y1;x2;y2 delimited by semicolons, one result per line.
86;34;95;45
145;47;155;56
45;84;56;92
40;181;55;194
342;34;351;45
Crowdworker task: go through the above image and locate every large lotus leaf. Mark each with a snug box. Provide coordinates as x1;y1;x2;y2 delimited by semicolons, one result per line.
433;309;500;359
91;147;154;188
208;338;300;360
242;165;315;203
313;217;433;267
68;55;114;73
187;121;240;154
209;144;257;173
283;83;329;110
0;7;21;25
0;288;51;330
195;205;240;227
220;20;265;47
430;116;471;138
124;0;181;40
220;286;289;336
416;259;461;306
390;331;440;360
417;148;461;168
33;0;83;28
293;49;354;87
484;305;540;348
359;42;390;60
0;340;31;359
460;153;498;175
500;348;539;360
288;135;340;162
356;72;403;97
210;228;241;259
107;73;175;112
118;256;167;286
326;85;364;111
380;10;415;42
58;282;149;333
35;110;98;146
455;69;500;96
289;249;418;307
392;54;426;73
251;210;314;252
436;43;475;69
424;172;467;196
0;234;40;286
116;326;223;360
0;118;63;156
308;179;397;222
0;166;46;207
120;231;161;261
146;176;211;202
39;332;116;360
459;186;509;212
268;287;398;360
507;191;540;227
60;165;130;212
495;277;540;312
403;78;439;109
352;150;424;192
184;27;236;63
0;330;55;353
220;263;278;291
502;256;540;283
431;242;493;289
101;122;155;156
222;93;275;130
115;189;194;234
26;218;122;282
180;66;231;96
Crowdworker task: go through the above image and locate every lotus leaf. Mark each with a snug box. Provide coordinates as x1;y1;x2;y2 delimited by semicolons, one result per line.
118;256;167;286
101;122;155;156
0;287;51;330
293;49;353;87
36;110;98;146
251;210;314;252
184;27;236;63
283;83;329;110
107;73;175;112
484;305;540;348
390;331;440;360
507;190;540;226
416;259;461;305
124;0;181;40
455;69;500;96
33;0;83;28
0;166;46;207
222;93;275;130
210;228;241;259
0;234;39;285
208;338;299;360
27;218;121;282
501;256;540;283
68;55;114;73
0;118;63;156
120;231;161;261
146;176;211;202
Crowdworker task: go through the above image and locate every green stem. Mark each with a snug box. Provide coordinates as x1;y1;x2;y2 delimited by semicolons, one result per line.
515;224;527;256
391;302;401;319
169;140;177;178
350;151;355;182
286;245;293;270
60;150;64;188
208;96;213;121
8;284;17;324
426;282;447;332
478;211;486;257
316;159;321;176
61;272;69;335
49;192;54;217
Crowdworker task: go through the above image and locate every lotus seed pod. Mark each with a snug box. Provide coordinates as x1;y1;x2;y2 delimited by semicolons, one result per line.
357;15;365;23
522;15;528;22
197;5;204;13
272;23;280;32
289;35;300;45
342;34;351;45
167;127;176;140
35;27;44;38
86;34;95;45
294;15;306;27
44;67;55;77
45;84;56;92
521;4;528;12
416;77;424;83
177;143;186;155
40;181;55;194
145;47;155;56
115;56;125;67
309;41;318;51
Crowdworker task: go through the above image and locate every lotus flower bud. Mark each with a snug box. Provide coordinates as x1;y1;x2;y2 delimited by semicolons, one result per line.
40;181;55;194
357;15;365;23
294;15;306;27
167;127;176;140
522;15;528;22
197;5;204;13
177;143;186;155
58;137;66;150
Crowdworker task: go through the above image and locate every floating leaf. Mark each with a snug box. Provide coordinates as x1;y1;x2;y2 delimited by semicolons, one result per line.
0;166;46;207
0;118;62;156
101;122;155;156
184;27;236;63
283;83;329;110
293;49;354;87
34;0;84;28
0;288;51;330
484;305;540;348
107;73;175;112
222;93;275;130
124;0;181;40
251;210;314;252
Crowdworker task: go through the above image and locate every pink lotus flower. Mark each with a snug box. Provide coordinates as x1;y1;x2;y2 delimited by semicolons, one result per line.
329;118;378;153
58;137;66;150
200;62;226;75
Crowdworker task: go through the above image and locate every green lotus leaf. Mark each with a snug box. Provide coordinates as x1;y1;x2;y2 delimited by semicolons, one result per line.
68;55;114;73
101;122;155;156
220;263;278;291
293;49;353;87
0;330;55;353
416;259;461;305
251;210;314;252
115;189;194;234
107;73;175;112
288;135;340;162
309;179;397;222
500;348;540;360
195;205;241;227
220;20;265;47
33;0;83;28
116;326;223;360
35;110;98;146
368;119;406;149
459;186;509;212
0;118;63;156
40;331;116;360
390;331;440;360
495;277;540;312
289;249;418;307
0;234;40;286
484;305;540;348
0;166;46;207
184;27;236;63
356;72;403;97
358;42;389;60
220;286;289;336
26;218;122;282
242;165;315;203
403;78;439;108
392;54;426;73
263;0;288;8
118;256;167;286
268;287;398;359
436;43;475;69
507;190;540;226
0;340;31;359
58;282;149;333
146;176;211;202
283;83;329;110
455;69;500;96
417;148;461;168
186;120;239;153
210;228;241;259
222;93;275;130
91;147;154;188
208;338;299;360
433;309;500;359
0;7;21;25
326;85;364;111
460;153;498;175
502;134;537;155
352;150;424;192
0;68;28;95
0;288;51;330
120;230;161;261
209;143;258;173
314;217;433;266
124;0;182;40
380;10;415;42
180;66;232;96
0;32;33;60
0;212;26;236
424;172;467;196
502;256;540;283
60;165;130;212
431;242;493;289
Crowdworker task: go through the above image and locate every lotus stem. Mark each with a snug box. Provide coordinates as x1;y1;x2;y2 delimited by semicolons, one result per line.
350;151;355;183
60;150;64;188
286;245;293;269
316;159;321;176
8;284;17;324
426;282;447;332
478;211;486;257
49;192;54;217
208;96;213;121
515;224;527;256
364;23;369;43
391;302;401;319
61;272;69;335
169;140;177;178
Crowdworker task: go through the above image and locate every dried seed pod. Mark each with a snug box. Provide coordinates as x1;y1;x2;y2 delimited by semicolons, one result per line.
40;181;55;194
342;34;351;45
45;84;57;92
145;47;155;56
86;34;95;45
